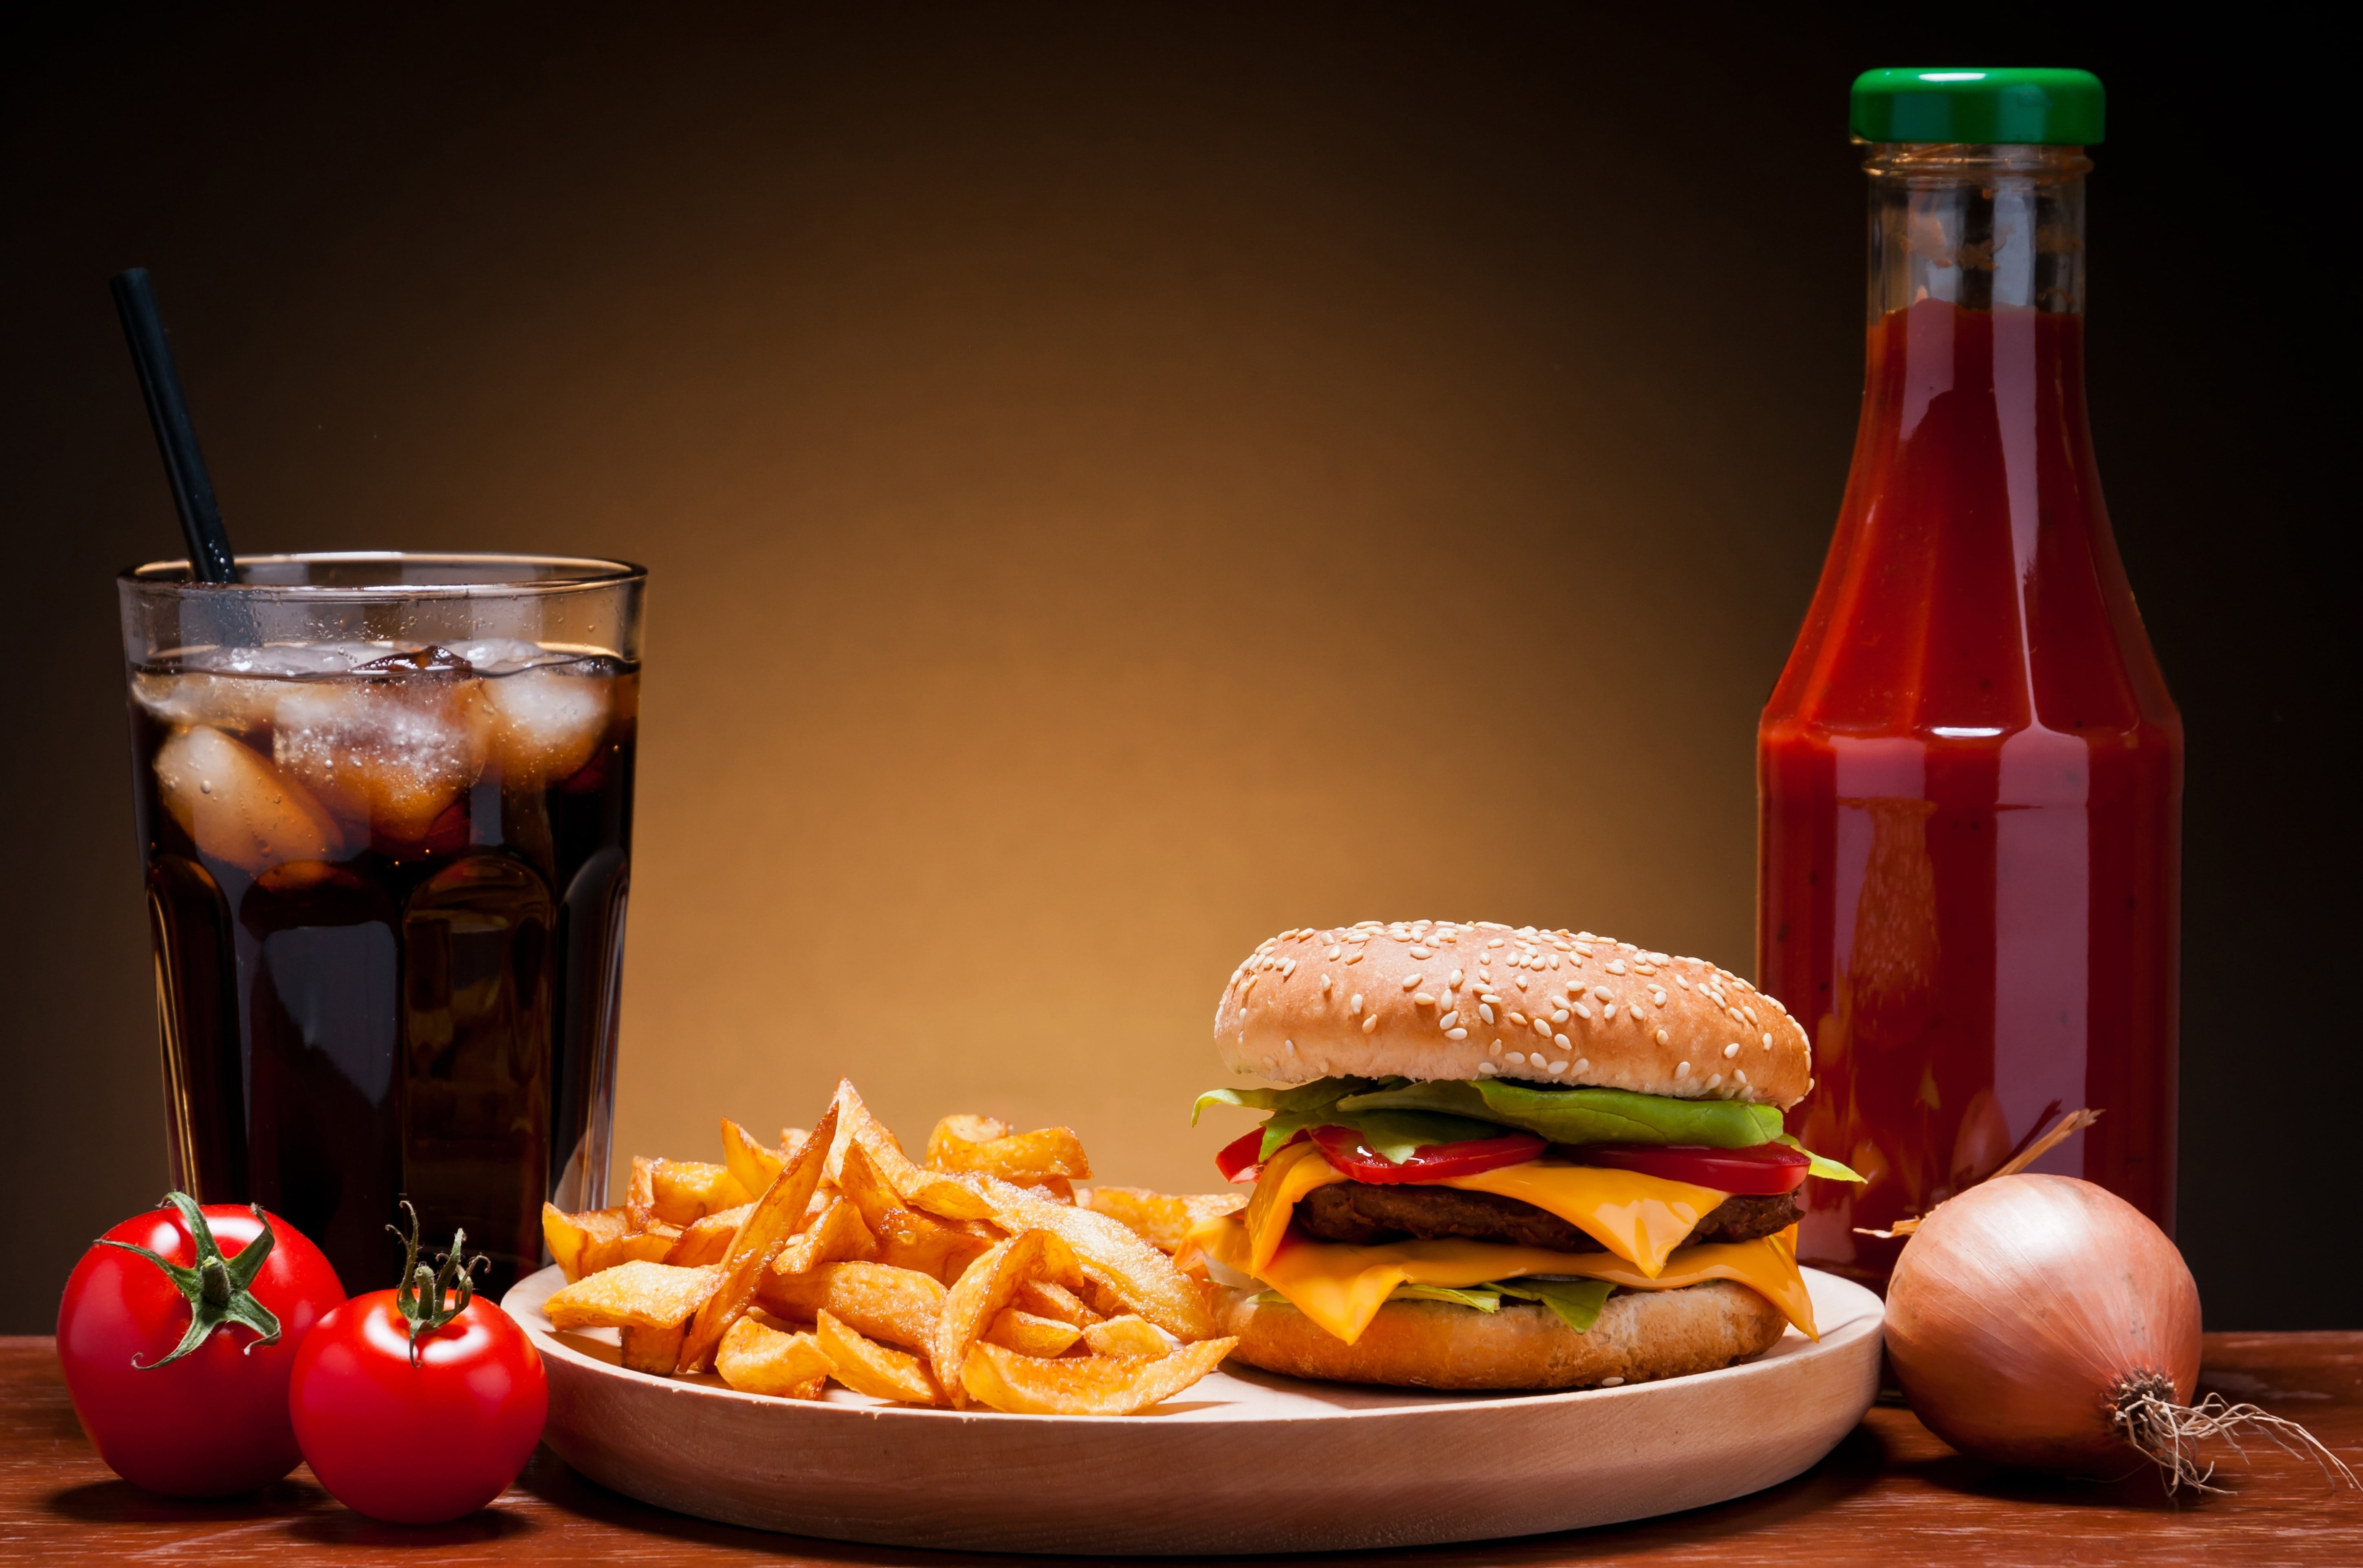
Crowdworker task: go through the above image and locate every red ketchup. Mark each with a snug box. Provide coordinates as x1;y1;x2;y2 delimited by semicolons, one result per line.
1758;99;2181;1292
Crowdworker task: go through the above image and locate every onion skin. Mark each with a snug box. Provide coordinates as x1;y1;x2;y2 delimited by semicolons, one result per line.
1886;1174;2201;1474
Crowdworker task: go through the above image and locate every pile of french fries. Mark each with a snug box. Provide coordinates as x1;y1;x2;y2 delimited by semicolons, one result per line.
538;1079;1248;1416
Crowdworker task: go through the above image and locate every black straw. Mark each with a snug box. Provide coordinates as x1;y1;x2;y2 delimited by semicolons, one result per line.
111;268;237;583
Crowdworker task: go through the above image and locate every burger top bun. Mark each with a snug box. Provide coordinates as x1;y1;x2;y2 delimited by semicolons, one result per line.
1214;920;1811;1109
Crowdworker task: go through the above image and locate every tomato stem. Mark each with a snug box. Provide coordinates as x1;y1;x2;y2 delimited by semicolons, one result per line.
387;1201;488;1366
93;1193;284;1368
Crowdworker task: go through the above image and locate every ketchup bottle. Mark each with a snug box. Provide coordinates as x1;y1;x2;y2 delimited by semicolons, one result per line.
1759;70;2182;1291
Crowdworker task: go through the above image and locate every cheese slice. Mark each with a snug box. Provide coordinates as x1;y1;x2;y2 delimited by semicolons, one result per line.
1437;1163;1729;1278
1237;1141;1727;1278
1198;1214;1816;1348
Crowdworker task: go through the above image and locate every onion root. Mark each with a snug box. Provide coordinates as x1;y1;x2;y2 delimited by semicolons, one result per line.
2107;1372;2357;1496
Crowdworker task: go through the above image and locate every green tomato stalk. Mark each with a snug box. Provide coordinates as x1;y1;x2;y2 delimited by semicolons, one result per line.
95;1192;283;1368
387;1201;488;1367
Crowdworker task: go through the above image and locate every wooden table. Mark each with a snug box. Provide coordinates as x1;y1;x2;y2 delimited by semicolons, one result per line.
4;1333;2356;1565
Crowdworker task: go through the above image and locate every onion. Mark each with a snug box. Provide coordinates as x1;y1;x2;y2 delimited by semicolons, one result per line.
1886;1173;2352;1492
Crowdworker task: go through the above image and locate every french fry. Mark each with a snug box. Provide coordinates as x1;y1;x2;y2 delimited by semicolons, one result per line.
769;1196;877;1277
874;1207;995;1284
762;1261;944;1349
1082;1187;1247;1253
964;1174;1217;1340
960;1338;1236;1416
925;1113;1010;1167
678;1099;841;1374
650;1159;753;1225
715;1315;833;1399
1083;1315;1170;1359
619;1322;687;1374
663;1203;751;1267
899;1170;999;1222
928;1126;1092;1185
543;1260;716;1330
929;1229;1083;1408
542;1203;631;1282
814;1310;943;1405
582;1226;681;1275
626;1154;657;1231
721;1117;783;1199
1015;1278;1104;1328
835;1141;903;1236
822;1079;929;1194
984;1308;1083;1358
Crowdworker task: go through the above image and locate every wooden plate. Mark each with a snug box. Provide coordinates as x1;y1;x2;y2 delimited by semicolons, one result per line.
506;1264;1882;1555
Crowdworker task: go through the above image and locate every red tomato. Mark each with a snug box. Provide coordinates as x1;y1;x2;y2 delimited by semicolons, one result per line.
1309;1124;1547;1184
1577;1142;1810;1194
1215;1128;1272;1183
57;1196;344;1497
288;1220;547;1524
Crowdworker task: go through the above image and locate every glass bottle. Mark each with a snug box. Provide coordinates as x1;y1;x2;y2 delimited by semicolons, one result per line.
1758;70;2182;1292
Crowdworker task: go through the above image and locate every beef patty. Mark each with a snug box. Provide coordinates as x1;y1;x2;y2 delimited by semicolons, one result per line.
1294;1179;1802;1253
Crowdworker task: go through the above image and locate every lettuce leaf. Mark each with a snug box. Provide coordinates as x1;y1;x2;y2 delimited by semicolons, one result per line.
1334;1079;1785;1148
1388;1284;1503;1312
1191;1078;1375;1125
1774;1134;1866;1183
1494;1277;1615;1333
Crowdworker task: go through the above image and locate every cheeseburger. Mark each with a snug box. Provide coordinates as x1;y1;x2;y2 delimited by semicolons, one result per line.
1186;919;1859;1390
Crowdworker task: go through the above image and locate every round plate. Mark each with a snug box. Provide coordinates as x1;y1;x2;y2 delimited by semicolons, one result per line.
506;1264;1883;1555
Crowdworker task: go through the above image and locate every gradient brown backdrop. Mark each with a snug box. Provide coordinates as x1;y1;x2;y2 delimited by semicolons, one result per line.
3;4;2347;1330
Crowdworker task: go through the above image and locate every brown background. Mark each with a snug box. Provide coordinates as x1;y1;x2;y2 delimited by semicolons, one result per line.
1;4;2346;1330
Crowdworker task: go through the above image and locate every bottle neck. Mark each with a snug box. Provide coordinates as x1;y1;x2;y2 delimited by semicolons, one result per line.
1866;143;2088;319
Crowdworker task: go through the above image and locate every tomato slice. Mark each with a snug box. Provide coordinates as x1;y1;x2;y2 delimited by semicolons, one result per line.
1307;1124;1547;1185
1575;1142;1810;1194
1214;1128;1272;1184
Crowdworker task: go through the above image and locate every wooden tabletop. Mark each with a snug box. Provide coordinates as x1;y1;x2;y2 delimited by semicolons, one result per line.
4;1333;2357;1565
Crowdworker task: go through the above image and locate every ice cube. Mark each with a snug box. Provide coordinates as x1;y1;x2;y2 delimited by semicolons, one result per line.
482;667;610;786
273;674;492;842
444;638;573;676
132;670;284;734
154;725;344;875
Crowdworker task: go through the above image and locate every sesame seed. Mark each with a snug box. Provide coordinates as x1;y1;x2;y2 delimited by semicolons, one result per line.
1552;1008;1569;1024
1723;1043;1740;1059
1530;1017;1549;1037
1487;939;1505;948
1735;1069;1749;1084
1242;976;1257;996
1439;1010;1460;1029
1280;958;1296;977
1491;1038;1503;1051
1349;994;1363;1013
1476;1061;1497;1075
1573;1002;1593;1020
1479;1003;1496;1025
1593;986;1615;1002
1674;975;1690;990
1362;1015;1379;1034
1327;945;1342;959
1606;960;1628;975
1345;952;1363;964
1285;1038;1296;1054
1762;1033;1773;1050
1507;1051;1526;1065
1602;1004;1617;1020
1574;1057;1589;1072
1548;1060;1568;1073
1600;1376;1625;1388
1677;1061;1690;1076
1401;974;1421;991
1555;1033;1571;1049
1706;1072;1723;1089
1414;992;1436;1006
1321;974;1333;993
1410;946;1432;958
1656;1028;1670;1045
1446;1027;1469;1040
1450;968;1464;987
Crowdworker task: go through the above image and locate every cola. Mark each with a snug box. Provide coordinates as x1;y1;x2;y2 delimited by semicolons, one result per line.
127;636;636;1296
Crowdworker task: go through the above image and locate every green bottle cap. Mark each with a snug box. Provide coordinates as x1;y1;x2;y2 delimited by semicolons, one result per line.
1850;68;2104;145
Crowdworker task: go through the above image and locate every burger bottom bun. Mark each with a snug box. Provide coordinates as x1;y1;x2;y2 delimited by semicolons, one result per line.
1216;1280;1787;1392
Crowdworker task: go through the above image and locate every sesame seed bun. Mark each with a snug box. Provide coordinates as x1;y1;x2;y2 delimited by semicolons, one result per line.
1214;921;1811;1108
1215;1280;1788;1390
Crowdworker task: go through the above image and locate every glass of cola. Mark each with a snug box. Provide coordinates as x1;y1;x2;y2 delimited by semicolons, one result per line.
119;554;645;1296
